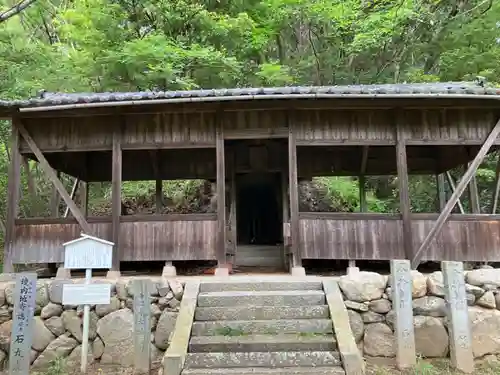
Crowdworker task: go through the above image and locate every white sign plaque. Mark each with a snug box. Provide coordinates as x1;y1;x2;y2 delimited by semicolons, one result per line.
63;234;113;269
62;284;111;305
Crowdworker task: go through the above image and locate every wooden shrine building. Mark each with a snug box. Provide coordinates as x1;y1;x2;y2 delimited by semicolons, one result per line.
2;82;500;276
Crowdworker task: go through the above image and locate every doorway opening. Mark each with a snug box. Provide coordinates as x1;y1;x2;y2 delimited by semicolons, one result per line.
234;172;285;270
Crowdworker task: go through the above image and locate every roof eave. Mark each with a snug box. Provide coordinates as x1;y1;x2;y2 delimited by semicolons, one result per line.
15;93;500;114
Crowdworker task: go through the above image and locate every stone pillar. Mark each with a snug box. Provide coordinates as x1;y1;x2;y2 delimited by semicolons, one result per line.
390;260;416;369
442;261;474;373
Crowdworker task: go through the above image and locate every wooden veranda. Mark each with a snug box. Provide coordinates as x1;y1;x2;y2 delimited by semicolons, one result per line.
2;83;500;275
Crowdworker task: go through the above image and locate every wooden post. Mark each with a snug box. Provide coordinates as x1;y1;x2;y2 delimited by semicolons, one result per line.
288;121;302;269
466;159;481;214
64;178;80;218
81;181;88;217
491;152;500;214
442;261;474;373
16;121;91;233
150;150;163;213
155;180;162;213
111;126;122;273
50;171;60;217
390;260;416;369
445;172;465;214
411;118;500;268
3;119;21;273
216;121;227;269
436;174;446;212
396;124;413;260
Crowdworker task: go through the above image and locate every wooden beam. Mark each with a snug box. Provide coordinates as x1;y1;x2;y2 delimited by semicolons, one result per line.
50;171;60;217
64;178;80;218
467;157;481;214
216;120;226;265
445;172;465;214
360;146;369;175
3;119;21;273
16;120;91;234
411;118;500;269
396;123;413;260
436;174;446;212
81;181;88;217
111;127;122;271
359;146;369;213
149;150;163;213
288;120;301;267
492;152;500;214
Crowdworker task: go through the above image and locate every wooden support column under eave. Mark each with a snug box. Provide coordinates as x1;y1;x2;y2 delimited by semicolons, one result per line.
215;120;227;273
111;126;122;274
3;118;21;273
396;122;413;261
288;120;303;274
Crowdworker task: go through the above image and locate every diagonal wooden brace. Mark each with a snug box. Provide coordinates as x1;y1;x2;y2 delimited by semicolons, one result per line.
411;118;500;269
15;120;92;234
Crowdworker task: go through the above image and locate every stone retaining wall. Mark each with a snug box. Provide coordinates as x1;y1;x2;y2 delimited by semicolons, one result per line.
339;268;500;360
0;277;185;370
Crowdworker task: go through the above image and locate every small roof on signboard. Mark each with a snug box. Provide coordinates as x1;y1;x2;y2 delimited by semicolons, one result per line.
63;233;115;248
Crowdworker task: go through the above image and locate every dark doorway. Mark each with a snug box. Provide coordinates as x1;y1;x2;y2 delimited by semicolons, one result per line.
236;172;282;246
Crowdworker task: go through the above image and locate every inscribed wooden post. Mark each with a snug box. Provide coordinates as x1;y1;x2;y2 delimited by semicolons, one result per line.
390;260;416;369
442;261;474;373
133;280;151;374
9;273;37;375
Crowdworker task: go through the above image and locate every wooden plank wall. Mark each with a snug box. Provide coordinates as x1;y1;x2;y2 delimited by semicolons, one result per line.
299;213;500;262
293;108;498;145
19;107;500;153
12;215;217;263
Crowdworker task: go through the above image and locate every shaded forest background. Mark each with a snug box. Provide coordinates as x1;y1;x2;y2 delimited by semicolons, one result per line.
1;0;500;242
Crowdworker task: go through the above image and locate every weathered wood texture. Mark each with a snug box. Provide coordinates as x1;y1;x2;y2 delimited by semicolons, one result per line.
18;108;500;154
12;215;217;263
294;108;498;145
299;214;500;261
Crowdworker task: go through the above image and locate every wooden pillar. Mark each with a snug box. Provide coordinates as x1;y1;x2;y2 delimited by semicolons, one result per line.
81;181;88;217
155;180;162;213
396;123;413;261
229;153;237;257
436;174;446;212
111;127;122;273
3;119;21;273
288;123;302;269
445;172;465;214
216;121;226;269
50;171;61;217
467;147;481;213
491;152;500;214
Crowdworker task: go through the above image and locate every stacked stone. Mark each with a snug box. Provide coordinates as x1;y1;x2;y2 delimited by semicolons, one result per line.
339;268;500;360
0;277;185;370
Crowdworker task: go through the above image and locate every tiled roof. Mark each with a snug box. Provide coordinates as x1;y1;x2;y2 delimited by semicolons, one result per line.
1;82;500;110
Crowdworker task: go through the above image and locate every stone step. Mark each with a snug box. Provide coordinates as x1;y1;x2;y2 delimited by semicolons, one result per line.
189;334;337;352
184;351;341;368
182;367;346;375
191;319;333;336
197;290;325;307
195;305;330;321
199;281;323;293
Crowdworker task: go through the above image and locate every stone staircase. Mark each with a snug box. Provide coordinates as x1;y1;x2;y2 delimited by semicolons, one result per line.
181;280;346;375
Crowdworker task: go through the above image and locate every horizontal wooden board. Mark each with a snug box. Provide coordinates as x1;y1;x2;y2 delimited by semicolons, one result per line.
12;217;217;263
299;216;500;262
